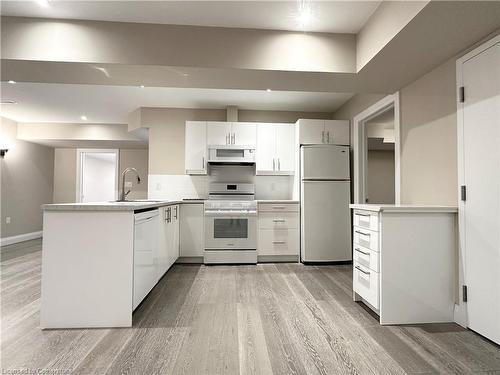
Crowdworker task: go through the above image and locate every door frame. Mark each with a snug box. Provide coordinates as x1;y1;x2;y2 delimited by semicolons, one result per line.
455;33;500;328
353;93;401;204
76;148;120;202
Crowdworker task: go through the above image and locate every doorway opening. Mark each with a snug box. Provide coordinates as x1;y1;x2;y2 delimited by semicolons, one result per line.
353;94;401;204
76;149;119;203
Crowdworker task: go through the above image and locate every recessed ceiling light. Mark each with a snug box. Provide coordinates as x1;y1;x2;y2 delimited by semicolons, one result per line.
1;100;18;105
36;0;50;7
80;115;88;121
295;0;314;30
8;80;16;84
266;88;272;92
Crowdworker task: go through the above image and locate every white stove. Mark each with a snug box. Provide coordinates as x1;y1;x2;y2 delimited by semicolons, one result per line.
204;183;257;264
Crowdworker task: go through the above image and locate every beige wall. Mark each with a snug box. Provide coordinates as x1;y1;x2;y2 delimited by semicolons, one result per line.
399;58;457;205
119;149;148;200
53;148;148;203
367;150;395;204
53;148;77;203
1;117;54;238
333;58;458;205
141;108;333;175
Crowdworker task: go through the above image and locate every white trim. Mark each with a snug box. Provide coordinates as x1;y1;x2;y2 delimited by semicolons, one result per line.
454;33;500;328
353;93;401;204
76;149;120;202
1;231;42;247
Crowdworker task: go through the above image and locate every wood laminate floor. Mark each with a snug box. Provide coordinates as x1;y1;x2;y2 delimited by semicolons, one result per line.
1;239;500;374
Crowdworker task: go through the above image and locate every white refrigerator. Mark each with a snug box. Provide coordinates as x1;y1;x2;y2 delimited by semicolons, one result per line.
300;145;352;262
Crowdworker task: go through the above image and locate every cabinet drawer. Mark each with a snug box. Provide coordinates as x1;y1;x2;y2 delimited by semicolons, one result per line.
258;229;299;256
353;262;379;310
259;212;299;229
259;203;299;212
353;210;379;232
353;244;379;272
353;226;379;251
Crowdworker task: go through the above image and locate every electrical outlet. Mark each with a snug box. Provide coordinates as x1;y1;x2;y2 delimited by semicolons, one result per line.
125;181;132;188
5;216;11;224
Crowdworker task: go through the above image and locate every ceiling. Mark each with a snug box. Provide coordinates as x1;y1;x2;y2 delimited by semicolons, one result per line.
0;82;352;123
0;1;380;34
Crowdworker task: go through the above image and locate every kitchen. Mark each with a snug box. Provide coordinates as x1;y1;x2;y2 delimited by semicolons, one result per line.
1;1;500;374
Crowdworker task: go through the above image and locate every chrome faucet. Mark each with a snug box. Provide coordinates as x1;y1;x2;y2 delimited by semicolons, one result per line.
120;167;141;201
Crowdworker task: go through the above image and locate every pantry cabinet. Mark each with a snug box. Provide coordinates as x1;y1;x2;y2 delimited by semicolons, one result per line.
185;121;207;175
297;119;350;145
256;123;295;175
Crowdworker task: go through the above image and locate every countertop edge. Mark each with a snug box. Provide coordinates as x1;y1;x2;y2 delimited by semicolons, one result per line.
42;201;184;212
350;204;458;213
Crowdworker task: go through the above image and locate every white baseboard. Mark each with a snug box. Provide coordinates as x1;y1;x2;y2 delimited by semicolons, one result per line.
1;231;43;247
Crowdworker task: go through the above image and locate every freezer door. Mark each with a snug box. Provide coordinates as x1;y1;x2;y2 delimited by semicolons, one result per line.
301;180;351;262
301;145;350;180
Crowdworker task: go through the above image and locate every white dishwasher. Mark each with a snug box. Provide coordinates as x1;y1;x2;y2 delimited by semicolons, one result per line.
133;209;159;310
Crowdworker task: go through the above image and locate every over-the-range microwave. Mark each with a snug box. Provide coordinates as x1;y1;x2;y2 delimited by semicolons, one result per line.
207;145;255;165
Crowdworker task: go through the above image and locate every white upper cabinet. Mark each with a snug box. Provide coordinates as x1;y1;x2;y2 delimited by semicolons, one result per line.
324;120;350;145
231;122;257;147
256;123;275;172
206;122;257;147
297;119;325;144
207;121;232;145
275;124;295;172
185;121;207;175
297;119;350;145
256;123;295;175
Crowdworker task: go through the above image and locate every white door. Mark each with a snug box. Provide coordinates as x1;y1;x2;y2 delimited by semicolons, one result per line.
301;145;350;180
301;180;351;262
79;150;118;202
324;120;350;145
185;121;207;174
232;122;256;146
298;119;325;144
256;123;276;173
207;121;231;145
462;41;500;344
275;124;295;173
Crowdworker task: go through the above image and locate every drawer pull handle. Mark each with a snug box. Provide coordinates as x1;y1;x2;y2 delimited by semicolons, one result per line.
273;219;285;222
272;241;286;244
355;213;371;217
355;230;370;236
355;265;370;275
273;206;286;209
355;248;370;256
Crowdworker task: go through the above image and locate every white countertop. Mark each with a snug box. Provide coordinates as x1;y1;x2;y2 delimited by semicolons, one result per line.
350;204;458;213
42;200;182;211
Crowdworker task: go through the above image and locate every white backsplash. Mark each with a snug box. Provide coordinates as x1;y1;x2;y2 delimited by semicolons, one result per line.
149;167;293;200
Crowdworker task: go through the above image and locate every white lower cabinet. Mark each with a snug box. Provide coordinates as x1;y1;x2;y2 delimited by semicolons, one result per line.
258;203;299;260
179;203;204;261
351;205;457;325
157;205;179;281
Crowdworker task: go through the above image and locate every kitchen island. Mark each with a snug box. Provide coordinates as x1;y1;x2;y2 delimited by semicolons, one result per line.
40;201;181;329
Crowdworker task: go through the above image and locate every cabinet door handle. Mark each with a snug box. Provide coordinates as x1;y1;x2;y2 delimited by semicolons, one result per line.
355;212;370;217
202;156;205;169
273;219;285;222
273;158;275;171
355;265;370;275
174;206;178;220
225;133;229;144
355;230;370;237
322;130;325;143
355;248;370;256
272;241;286;244
278;158;280;171
327;131;330;143
272;206;286;209
231;133;235;144
164;208;168;222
